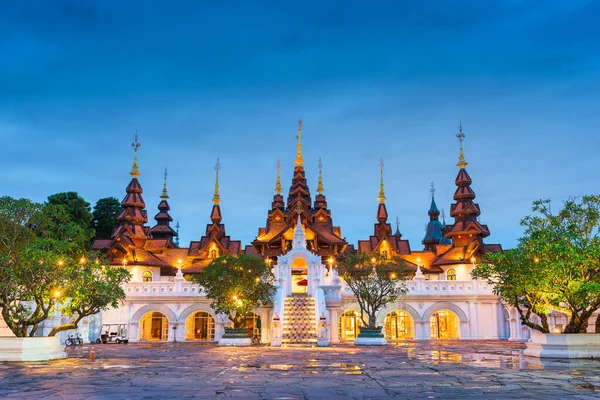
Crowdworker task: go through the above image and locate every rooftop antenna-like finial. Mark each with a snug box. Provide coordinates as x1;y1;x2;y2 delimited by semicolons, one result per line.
212;157;221;205
130;130;141;178
317;157;324;194
275;157;282;194
377;159;386;204
295;119;303;167
160;168;169;200
456;121;468;169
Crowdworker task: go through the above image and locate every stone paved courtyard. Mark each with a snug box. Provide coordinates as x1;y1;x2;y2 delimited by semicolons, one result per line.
0;341;599;399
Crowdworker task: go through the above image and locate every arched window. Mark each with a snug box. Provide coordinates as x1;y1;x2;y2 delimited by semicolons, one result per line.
210;249;217;259
142;271;153;282
446;269;456;281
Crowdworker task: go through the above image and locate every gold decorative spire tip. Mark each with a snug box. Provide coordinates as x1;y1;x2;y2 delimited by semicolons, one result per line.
295;119;303;167
377;158;386;204
456;121;468;169
160;167;169;200
130;130;141;178
212;157;221;205
275;157;282;194
317;157;324;194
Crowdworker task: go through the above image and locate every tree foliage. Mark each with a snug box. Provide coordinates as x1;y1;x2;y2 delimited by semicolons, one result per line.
192;254;275;329
92;197;121;239
47;192;94;233
0;196;130;337
337;252;412;329
473;196;600;334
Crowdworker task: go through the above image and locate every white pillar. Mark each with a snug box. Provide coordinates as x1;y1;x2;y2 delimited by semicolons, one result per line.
466;301;472;339
329;309;339;343
474;302;481;339
491;302;499;340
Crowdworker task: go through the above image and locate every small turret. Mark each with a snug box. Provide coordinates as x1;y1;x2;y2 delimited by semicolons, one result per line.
150;168;178;244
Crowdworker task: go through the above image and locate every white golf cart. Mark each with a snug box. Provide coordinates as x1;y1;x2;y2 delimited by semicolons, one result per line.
96;323;129;344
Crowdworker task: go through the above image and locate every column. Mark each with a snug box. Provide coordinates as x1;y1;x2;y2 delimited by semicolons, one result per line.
466;301;472;339
474;302;481;339
491;302;499;340
329;309;339;343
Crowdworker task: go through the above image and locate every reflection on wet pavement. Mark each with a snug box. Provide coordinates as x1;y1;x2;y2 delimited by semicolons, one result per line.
1;340;599;399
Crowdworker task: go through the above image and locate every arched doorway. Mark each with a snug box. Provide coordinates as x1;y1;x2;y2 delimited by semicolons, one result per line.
140;312;169;341
384;310;414;340
185;311;215;341
430;310;460;339
338;310;362;340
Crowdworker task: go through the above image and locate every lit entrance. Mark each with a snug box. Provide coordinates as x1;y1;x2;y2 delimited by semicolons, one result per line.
384;310;414;340
185;311;215;341
244;312;260;338
291;258;308;294
140;312;169;341
338;310;362;340
430;310;460;339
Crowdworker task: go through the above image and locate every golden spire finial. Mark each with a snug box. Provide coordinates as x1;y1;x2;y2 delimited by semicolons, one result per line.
130;130;141;178
212;157;221;205
295;119;303;167
377;158;386;204
317;157;324;194
160;168;169;200
456;121;468;169
275;157;282;194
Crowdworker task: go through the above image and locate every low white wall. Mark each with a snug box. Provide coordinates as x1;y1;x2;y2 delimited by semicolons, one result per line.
0;336;67;362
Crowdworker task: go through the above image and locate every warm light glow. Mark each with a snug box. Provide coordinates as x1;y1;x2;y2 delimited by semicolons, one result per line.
255;277;260;282
79;257;86;264
416;257;421;264
57;260;64;266
178;258;183;264
470;256;476;264
232;295;238;300
54;291;60;298
328;257;334;265
390;272;397;279
534;257;540;263
370;257;376;263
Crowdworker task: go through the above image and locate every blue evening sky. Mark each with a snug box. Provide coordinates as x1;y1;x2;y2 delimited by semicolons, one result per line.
1;0;599;249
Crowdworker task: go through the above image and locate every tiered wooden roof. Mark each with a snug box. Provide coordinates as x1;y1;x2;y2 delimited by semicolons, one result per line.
251;121;348;259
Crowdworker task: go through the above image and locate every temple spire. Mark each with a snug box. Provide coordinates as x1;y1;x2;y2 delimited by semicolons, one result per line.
175;221;180;246
130;130;141;178
317;157;324;194
295;119;303;167
275;158;282;194
160;168;169;200
395;216;401;237
456;121;468;169
212;158;221;205
377;159;386;204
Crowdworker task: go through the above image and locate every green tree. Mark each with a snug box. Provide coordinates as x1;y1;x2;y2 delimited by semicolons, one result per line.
473;196;600;334
192;254;275;329
48;255;131;337
92;197;121;238
47;192;94;233
0;196;130;337
337;252;412;329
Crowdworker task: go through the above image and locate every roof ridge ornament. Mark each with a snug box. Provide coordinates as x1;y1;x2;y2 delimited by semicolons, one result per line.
160;168;169;200
292;214;306;249
456;121;468;169
212;157;221;205
377;158;386;204
295;119;303;167
130;130;141;178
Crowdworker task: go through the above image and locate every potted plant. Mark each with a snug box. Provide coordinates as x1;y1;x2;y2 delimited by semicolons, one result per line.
473;196;600;358
192;254;275;346
337;252;411;345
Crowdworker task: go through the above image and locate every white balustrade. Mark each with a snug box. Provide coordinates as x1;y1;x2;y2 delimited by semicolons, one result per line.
124;281;204;297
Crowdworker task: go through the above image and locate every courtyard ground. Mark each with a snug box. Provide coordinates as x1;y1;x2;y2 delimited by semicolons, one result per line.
0;340;599;399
